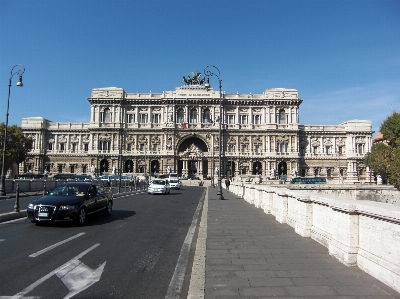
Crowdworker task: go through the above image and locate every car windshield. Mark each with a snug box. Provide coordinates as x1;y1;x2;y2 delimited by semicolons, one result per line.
170;180;178;183
152;180;166;185
49;184;89;196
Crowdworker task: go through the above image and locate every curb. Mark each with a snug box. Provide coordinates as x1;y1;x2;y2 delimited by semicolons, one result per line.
0;210;27;223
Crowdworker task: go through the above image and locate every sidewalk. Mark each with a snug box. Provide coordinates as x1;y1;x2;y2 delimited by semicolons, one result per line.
204;186;399;298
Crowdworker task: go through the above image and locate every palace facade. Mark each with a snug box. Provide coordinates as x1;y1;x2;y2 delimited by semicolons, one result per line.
20;81;374;183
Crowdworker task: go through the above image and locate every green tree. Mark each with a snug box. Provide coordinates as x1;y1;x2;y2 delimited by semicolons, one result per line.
365;112;400;189
364;143;391;181
380;112;400;148
0;123;33;174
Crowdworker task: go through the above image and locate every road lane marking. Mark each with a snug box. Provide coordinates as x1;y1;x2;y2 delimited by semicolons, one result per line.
2;243;103;299
165;189;206;299
29;233;85;257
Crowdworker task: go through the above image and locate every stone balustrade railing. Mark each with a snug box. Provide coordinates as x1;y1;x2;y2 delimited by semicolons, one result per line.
229;182;400;293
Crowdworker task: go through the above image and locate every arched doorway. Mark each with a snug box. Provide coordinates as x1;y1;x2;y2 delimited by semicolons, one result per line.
252;161;262;175
125;160;133;173
177;136;208;179
226;161;236;178
278;161;287;177
100;159;109;175
151;160;160;177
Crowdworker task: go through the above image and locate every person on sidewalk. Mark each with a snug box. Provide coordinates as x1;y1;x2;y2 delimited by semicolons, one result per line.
225;177;230;191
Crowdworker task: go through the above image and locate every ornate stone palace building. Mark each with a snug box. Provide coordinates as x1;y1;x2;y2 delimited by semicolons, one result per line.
20;79;373;183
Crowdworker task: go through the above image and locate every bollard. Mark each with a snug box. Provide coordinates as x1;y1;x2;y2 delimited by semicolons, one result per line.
14;183;20;212
43;181;47;196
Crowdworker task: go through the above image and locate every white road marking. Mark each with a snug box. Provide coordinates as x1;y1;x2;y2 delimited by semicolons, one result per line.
1;243;103;299
29;233;86;257
165;190;206;299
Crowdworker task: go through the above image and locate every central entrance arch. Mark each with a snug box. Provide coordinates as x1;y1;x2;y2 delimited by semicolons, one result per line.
177;136;209;179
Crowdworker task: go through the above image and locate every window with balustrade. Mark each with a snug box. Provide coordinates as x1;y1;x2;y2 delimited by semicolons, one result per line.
177;109;184;123
189;109;197;124
203;108;211;123
102;108;111;123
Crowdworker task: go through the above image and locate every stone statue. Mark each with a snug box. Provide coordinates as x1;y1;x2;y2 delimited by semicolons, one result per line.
112;166;116;175
215;167;219;175
270;168;276;179
90;165;95;174
167;166;171;174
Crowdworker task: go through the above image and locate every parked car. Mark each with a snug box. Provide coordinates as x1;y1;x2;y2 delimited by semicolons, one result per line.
147;179;170;195
169;179;182;189
26;182;113;225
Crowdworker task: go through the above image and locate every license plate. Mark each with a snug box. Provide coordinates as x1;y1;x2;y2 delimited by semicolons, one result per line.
38;212;48;217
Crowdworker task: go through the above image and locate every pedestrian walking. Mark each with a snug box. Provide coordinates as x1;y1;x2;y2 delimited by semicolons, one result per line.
225;177;230;191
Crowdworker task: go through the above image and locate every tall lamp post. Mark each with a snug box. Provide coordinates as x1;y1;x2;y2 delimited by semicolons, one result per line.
204;65;224;200
0;64;25;196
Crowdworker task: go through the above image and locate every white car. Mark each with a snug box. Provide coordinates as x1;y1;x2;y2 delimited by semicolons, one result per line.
148;179;171;195
169;179;182;189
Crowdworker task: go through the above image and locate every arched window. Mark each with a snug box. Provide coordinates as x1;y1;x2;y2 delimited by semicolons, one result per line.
177;109;184;124
103;108;111;123
189;109;197;124
203;108;211;123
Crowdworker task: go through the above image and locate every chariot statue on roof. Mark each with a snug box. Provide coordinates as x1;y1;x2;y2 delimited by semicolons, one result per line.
183;71;205;86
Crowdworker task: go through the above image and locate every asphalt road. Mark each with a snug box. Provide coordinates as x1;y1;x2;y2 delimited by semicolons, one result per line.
0;186;205;299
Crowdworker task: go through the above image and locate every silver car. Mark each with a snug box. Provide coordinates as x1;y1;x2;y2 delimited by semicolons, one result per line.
169;179;182;189
148;179;171;195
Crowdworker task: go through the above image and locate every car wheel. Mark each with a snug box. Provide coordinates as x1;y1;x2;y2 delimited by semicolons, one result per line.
104;201;112;216
76;208;87;225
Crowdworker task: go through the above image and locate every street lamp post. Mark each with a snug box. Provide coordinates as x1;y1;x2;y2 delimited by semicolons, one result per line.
0;64;25;196
204;65;224;200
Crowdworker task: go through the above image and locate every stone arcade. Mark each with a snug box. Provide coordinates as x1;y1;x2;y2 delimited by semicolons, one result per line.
20;78;373;183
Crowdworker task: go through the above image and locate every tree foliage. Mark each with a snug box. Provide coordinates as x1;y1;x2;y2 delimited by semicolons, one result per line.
0;123;33;173
365;112;400;189
380;112;400;148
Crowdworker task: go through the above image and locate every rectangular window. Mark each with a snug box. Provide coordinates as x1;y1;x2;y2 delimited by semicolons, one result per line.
84;144;88;152
313;146;318;154
241;145;247;153
338;146;343;154
127;114;134;123
140;144;145;151
140;114;147;123
228;115;235;124
152;114;160;123
48;143;53;150
357;144;363;154
153;144;158;151
325;146;330;154
300;147;305;155
71;144;77;152
228;145;233;152
253;115;261;124
60;143;65;151
127;144;132;151
254;145;260;153
240;115;248;124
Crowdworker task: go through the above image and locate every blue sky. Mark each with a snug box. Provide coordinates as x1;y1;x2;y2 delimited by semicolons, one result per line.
1;0;399;137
